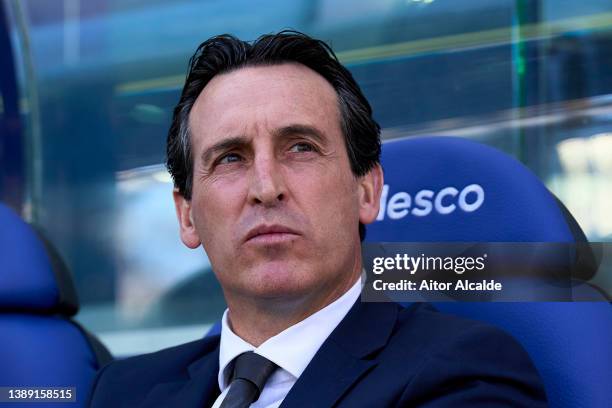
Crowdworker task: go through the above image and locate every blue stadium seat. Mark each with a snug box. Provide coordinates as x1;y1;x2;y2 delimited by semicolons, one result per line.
0;203;112;407
366;136;612;408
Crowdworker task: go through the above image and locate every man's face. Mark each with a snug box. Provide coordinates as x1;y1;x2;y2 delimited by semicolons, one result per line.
174;63;381;306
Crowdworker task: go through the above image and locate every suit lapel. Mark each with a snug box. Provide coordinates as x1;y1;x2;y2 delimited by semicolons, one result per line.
139;336;221;408
280;301;400;408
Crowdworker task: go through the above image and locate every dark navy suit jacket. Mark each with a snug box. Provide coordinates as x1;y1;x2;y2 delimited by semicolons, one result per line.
88;301;547;407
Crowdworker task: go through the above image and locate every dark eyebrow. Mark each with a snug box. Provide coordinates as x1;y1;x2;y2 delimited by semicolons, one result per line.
272;124;326;144
200;124;327;166
200;136;249;166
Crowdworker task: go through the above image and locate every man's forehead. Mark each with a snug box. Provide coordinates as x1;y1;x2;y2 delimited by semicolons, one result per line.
188;63;341;145
197;62;335;99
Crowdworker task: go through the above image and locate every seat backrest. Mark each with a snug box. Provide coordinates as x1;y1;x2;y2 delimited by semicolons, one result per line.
366;136;612;408
0;203;112;406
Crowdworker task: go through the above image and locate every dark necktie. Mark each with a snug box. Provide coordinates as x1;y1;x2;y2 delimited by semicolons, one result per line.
219;351;278;408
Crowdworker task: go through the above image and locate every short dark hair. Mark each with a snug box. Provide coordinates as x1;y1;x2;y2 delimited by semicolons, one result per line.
166;30;381;239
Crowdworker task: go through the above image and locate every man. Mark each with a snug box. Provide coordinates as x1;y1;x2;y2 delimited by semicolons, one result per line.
89;31;547;407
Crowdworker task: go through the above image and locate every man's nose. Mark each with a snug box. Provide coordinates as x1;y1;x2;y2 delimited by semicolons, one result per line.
247;155;286;207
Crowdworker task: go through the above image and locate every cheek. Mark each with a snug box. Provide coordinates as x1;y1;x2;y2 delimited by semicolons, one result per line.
295;169;360;238
191;180;246;247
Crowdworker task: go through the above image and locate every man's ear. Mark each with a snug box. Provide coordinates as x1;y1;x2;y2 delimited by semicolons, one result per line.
173;189;201;249
358;163;384;225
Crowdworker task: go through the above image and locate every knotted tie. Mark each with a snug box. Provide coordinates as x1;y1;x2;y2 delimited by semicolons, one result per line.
219;351;278;408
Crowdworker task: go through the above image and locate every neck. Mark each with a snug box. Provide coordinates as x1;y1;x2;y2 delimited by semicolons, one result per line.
225;268;360;347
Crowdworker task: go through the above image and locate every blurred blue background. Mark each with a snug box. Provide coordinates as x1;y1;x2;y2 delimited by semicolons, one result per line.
1;0;611;356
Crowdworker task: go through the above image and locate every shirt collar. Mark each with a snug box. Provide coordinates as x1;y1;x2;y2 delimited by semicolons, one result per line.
217;277;361;391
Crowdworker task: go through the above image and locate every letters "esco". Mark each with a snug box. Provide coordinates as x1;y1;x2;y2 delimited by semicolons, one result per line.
376;184;485;220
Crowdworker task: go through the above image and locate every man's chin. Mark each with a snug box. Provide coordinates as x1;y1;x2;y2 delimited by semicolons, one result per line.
231;263;316;299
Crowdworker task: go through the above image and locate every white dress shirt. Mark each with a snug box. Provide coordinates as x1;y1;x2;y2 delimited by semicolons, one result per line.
211;277;361;408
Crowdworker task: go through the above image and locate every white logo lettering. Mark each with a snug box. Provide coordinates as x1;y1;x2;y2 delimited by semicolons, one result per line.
434;187;458;215
458;184;485;212
412;190;434;217
377;184;485;220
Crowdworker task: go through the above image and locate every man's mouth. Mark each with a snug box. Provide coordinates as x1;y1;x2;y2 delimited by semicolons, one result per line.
244;224;301;245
